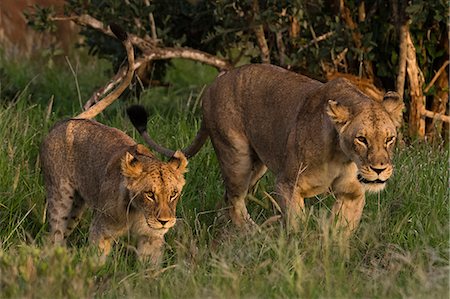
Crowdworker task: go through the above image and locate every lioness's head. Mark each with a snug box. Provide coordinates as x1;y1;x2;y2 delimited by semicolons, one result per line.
326;83;404;192
121;144;188;230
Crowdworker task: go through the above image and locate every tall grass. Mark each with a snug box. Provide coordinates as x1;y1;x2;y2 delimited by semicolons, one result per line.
0;54;448;298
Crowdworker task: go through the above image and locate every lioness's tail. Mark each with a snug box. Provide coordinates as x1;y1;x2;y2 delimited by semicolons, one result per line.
75;24;134;119
126;105;208;159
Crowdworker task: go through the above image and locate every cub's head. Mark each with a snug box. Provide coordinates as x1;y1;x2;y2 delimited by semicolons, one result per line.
327;88;404;192
121;144;188;230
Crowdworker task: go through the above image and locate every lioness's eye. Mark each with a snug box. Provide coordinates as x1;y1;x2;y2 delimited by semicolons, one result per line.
356;136;368;145
386;136;395;145
145;192;155;202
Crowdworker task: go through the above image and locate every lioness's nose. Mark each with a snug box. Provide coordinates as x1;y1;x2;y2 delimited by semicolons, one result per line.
370;166;386;174
158;219;169;226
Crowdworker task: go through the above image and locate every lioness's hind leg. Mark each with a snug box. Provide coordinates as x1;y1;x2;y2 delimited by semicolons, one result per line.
248;161;267;191
210;133;256;229
46;180;76;245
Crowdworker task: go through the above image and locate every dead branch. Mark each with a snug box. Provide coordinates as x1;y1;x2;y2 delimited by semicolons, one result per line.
424;60;449;93
396;23;408;99
83;66;127;110
421;109;450;123
405;29;426;137
275;31;286;66
76;24;135;119
50;14;231;70
298;31;335;52
52;13;232;109
252;0;270;63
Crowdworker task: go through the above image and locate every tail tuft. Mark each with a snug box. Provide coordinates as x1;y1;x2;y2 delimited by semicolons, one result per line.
110;23;128;42
127;105;148;133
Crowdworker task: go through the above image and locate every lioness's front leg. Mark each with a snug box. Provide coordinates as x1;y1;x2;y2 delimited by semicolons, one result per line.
331;178;366;236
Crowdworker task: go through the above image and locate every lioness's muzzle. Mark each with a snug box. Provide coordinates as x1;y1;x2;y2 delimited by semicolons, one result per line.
357;174;387;184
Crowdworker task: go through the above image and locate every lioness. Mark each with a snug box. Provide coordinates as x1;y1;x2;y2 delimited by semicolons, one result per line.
129;64;404;235
40;24;188;264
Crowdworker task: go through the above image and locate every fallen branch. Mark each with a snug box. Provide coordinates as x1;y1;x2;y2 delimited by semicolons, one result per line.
421;108;450;123
51;14;232;110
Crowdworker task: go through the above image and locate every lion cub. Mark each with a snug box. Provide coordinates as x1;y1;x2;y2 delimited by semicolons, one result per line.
40;119;187;264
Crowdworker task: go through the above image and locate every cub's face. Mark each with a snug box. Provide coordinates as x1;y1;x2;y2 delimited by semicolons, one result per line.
327;91;404;192
121;146;187;230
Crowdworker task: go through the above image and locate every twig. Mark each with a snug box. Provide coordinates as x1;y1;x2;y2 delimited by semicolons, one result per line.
149;12;158;42
299;31;334;53
424;60;449;93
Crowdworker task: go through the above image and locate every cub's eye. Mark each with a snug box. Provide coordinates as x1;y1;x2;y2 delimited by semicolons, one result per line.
386;136;396;145
170;190;178;201
355;136;368;145
144;191;155;202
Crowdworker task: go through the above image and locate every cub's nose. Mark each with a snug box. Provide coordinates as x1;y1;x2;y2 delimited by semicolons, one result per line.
158;219;169;226
370;166;386;175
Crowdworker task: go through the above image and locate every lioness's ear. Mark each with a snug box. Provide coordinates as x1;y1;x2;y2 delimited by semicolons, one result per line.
121;152;143;178
382;91;404;128
169;150;188;174
327;100;350;127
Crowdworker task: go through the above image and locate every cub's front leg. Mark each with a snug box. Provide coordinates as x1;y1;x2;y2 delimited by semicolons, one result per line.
137;234;165;265
88;212;125;264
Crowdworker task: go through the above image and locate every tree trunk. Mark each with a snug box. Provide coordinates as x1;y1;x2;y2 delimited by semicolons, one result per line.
405;30;426;138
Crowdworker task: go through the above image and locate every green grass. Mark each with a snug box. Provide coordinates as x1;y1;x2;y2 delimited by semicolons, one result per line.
0;53;448;298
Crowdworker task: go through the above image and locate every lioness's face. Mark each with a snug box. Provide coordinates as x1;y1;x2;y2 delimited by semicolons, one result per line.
121;147;187;230
341;109;397;192
327;91;403;193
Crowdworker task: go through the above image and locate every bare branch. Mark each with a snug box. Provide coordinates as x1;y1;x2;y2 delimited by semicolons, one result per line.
405;29;426;137
252;0;270;63
50;14;231;70
149;13;158;42
421;108;450;123
52;13;232;109
76;24;135;119
396;23;408;99
424;60;449;93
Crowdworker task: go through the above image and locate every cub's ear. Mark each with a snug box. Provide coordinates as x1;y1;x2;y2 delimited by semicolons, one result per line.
121;152;143;178
169;150;188;174
382;91;404;128
326;100;350;128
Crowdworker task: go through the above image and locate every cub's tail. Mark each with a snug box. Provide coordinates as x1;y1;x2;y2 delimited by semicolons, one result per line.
126;105;208;159
75;23;134;119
